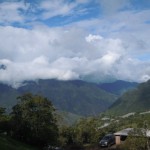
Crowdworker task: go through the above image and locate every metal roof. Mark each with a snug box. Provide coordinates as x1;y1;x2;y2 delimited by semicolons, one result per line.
114;128;150;137
114;128;133;136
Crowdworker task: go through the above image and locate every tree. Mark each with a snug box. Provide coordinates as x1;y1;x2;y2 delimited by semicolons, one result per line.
0;107;10;134
59;125;75;146
11;93;58;147
72;118;100;145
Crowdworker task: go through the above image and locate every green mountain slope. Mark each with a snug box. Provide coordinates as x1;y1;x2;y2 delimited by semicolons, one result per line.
0;84;20;112
57;110;82;125
107;80;150;115
18;79;117;116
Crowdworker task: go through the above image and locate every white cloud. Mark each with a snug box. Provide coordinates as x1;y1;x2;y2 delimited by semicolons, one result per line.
0;24;150;87
40;0;74;19
0;1;27;24
0;1;150;86
97;0;130;15
85;34;103;42
100;52;121;66
0;0;90;24
38;0;91;20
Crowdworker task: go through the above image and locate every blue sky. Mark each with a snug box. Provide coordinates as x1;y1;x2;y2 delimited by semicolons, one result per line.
0;0;150;87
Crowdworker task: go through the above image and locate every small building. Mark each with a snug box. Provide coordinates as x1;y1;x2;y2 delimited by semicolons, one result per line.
114;128;133;145
114;128;150;145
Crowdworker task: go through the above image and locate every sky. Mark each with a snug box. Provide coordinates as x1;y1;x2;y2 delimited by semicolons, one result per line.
0;0;150;87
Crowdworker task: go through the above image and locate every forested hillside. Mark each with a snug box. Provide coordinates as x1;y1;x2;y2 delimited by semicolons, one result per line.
107;80;150;115
0;84;20;112
0;93;150;150
18;79;117;116
0;79;117;116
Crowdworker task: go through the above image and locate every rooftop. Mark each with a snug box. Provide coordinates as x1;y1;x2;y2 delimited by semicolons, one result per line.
114;128;133;136
114;128;150;137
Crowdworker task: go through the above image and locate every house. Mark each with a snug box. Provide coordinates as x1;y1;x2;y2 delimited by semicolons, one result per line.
114;128;133;145
114;128;150;145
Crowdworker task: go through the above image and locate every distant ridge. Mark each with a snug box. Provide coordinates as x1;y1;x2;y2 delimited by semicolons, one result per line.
107;80;150;115
99;80;138;95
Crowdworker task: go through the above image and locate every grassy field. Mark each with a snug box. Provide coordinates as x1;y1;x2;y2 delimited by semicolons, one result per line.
0;135;39;150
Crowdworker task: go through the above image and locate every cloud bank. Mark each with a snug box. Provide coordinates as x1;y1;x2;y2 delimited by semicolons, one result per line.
0;0;150;87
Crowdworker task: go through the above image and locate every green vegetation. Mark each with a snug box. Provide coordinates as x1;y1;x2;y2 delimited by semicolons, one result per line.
107;80;150;115
0;84;20;112
57;111;82;126
58;112;150;149
0;93;59;149
11;93;59;147
0;135;38;150
119;133;148;150
0;80;150;149
0;79;117;116
19;79;117;116
0;92;149;150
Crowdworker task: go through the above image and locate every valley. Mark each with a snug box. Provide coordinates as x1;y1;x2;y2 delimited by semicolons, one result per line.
0;79;150;150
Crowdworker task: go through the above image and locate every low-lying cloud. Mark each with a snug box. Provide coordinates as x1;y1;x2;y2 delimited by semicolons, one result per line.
0;25;150;87
0;0;150;87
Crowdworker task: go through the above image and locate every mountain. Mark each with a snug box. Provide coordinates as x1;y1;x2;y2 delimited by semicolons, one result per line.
18;79;117;116
99;80;138;95
107;80;150;115
0;79;117;116
0;83;20;112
